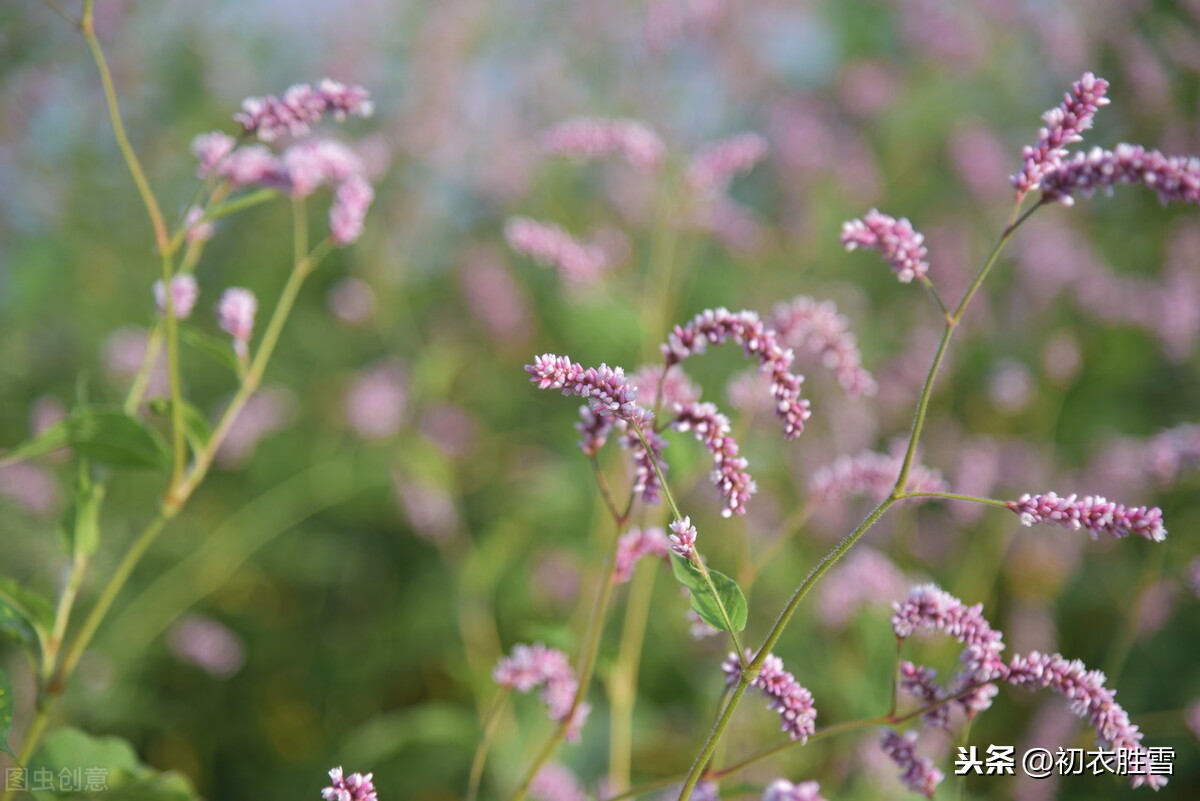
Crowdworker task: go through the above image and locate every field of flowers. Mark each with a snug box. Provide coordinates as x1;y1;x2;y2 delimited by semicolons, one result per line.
1;2;1199;800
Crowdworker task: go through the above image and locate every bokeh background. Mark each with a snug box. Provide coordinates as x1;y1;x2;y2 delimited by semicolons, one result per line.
1;1;1199;799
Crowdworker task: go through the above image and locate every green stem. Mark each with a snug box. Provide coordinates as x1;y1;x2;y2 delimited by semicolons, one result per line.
81;1;168;253
467;691;509;801
164;189;277;257
609;559;657;794
631;425;744;656
160;250;186;487
507;524;626;801
897;491;1009;508
676;497;894;800
38;0;78;25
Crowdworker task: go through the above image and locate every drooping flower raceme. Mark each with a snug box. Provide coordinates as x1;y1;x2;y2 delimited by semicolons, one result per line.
771;296;876;398
539;117;666;172
663;308;810;440
1007;651;1167;790
1011;72;1110;198
154;275;199;320
897;661;950;729
891;584;1008;717
722;651;817;743
322;767;378;801
1039;144;1200;208
493;643;589;742
809;448;946;503
235;78;373;142
1007;491;1167;542
686;132;769;195
880;729;943;799
671;401;756;517
840;209;930;283
613;527;670;583
505;217;608;285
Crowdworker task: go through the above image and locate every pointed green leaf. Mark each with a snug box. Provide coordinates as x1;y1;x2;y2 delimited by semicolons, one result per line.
0;579;54;660
670;555;748;633
30;728;199;800
178;324;239;374
0;421;69;468
66;407;170;470
57;465;105;558
146;398;212;455
0;667;15;760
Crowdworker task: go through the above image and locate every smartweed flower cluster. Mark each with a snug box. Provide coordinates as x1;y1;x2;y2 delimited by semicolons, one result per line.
470;71;1192;801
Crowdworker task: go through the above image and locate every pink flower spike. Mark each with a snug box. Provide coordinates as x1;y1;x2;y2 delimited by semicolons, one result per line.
217;288;257;359
771;296;876;398
504;217;608;285
215;145;285;189
662;307;810;439
1007;651;1167;789
539;117;665;172
672;401;756;517
1012;72;1111;198
891;584;1007;716
154;275;199;320
840;209;930;283
530;763;586;801
493;643;588;741
236;79;373;142
321;767;378;801
191;131;236;178
330;174;374;246
282;139;364;198
898;661;950;729
880;730;943;798
613;526;670;583
1039;144;1200;207
762;779;827;801
668;517;697;559
722;650;817;742
687;132;769;195
1007;491;1167;542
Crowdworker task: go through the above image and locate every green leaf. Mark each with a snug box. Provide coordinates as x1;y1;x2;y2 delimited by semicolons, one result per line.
670;555;748;633
58;465;105;558
146;398;212;455
66;407;170;470
0;421;69;468
178;323;239;374
0;578;54;657
29;728;199;800
0;667;15;760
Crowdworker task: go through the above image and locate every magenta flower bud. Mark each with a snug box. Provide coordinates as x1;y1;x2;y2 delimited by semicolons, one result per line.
668;517;698;559
840;209;930;283
880;729;943;798
539;117;665;172
217;288;257;354
321;767;378;801
686;132;768;195
1007;491;1167;542
154;275;199;320
1012;72;1111;198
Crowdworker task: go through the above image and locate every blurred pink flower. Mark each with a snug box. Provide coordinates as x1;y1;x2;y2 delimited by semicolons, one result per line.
419;404;477;458
505;217;608;285
987;359;1034;413
344;361;408;440
838;60;898;119
539;117;665;172
154;275;199;320
215;387;297;468
816;546;909;629
686;132;768;196
458;248;533;345
949;121;1011;204
393;473;459;544
326;277;376;327
0;462;61;519
166;614;245;678
30;395;67;437
102;326;168;396
530;763;585;801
